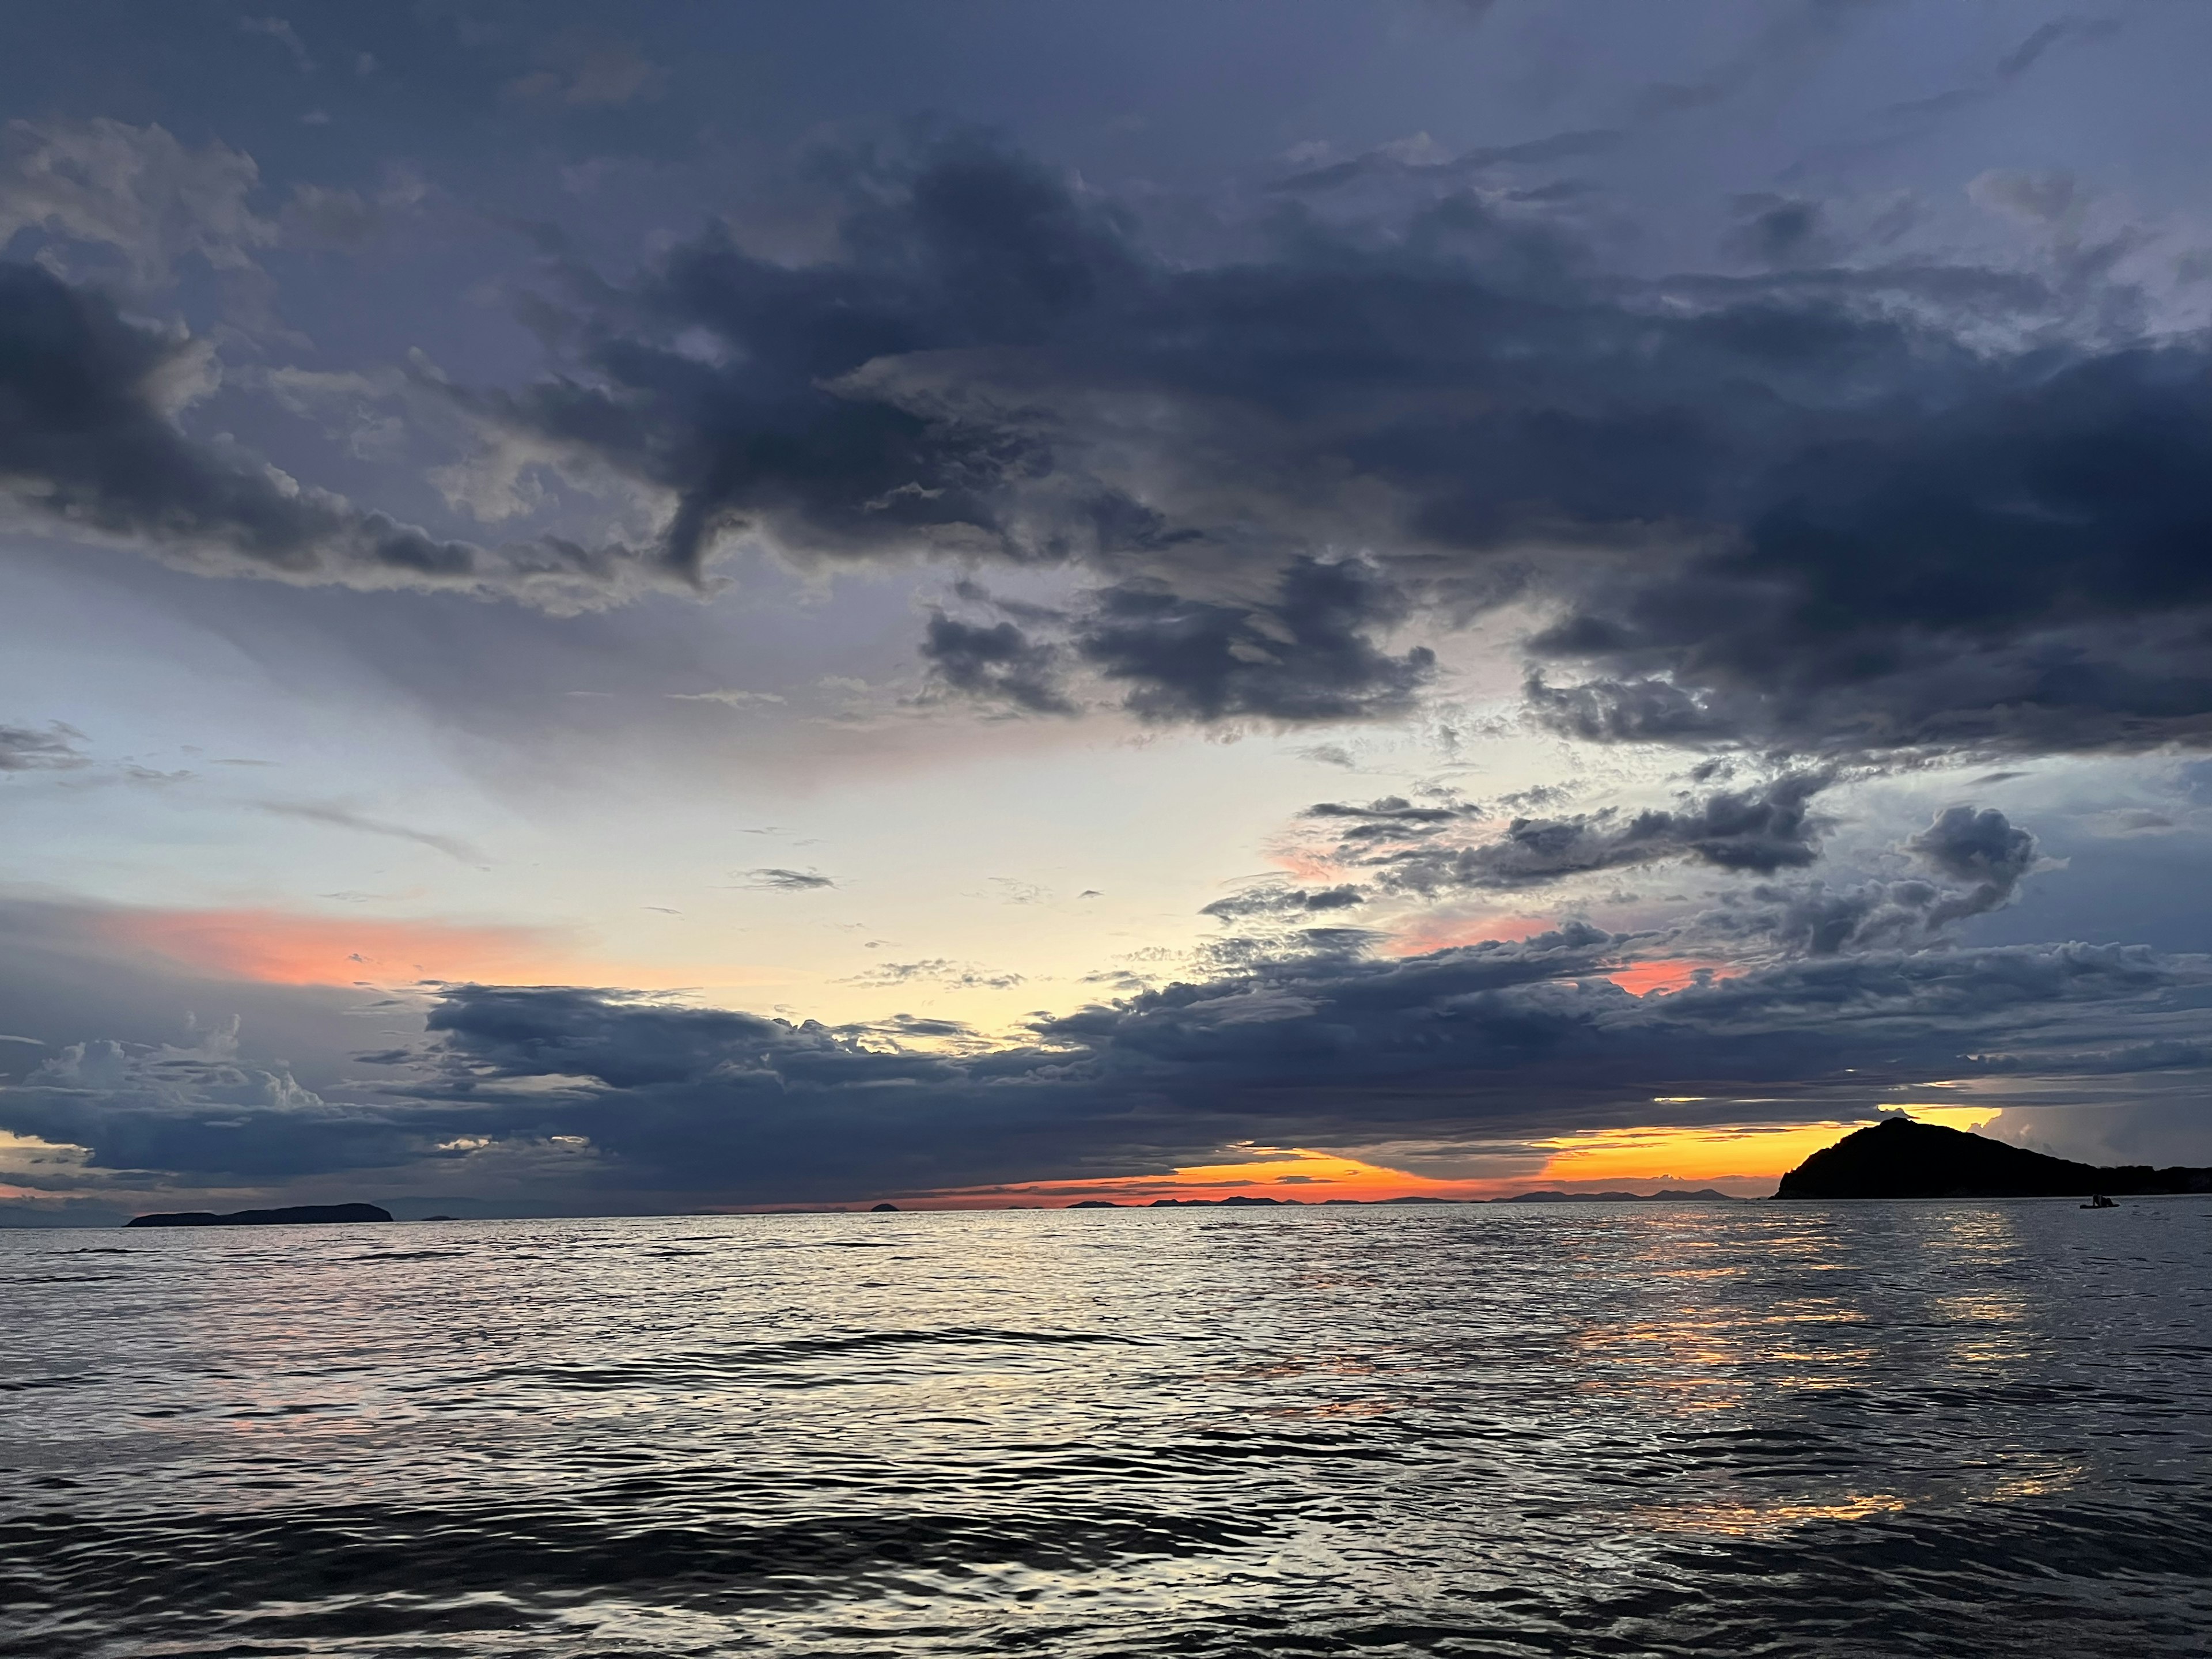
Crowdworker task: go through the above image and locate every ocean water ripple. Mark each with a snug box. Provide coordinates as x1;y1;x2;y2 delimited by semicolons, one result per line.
3;1202;2209;1656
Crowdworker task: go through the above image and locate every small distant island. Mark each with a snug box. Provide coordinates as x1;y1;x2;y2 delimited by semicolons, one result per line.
1776;1118;2212;1200
1497;1188;1741;1204
126;1203;394;1228
1149;1194;1296;1206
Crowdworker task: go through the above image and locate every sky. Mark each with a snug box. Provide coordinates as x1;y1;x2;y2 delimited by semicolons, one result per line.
4;0;2211;1222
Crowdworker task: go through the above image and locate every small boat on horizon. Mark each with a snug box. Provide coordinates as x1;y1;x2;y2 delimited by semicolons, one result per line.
2081;1195;2117;1209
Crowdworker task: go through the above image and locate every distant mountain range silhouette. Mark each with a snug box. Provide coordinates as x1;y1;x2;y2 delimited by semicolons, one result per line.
1777;1118;2212;1200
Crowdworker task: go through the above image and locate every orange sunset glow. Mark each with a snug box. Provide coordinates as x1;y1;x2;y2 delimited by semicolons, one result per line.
99;907;591;987
1384;912;1556;955
1383;918;1740;1000
885;1150;1508;1209
1601;959;1739;997
1527;1108;2003;1185
1528;1123;1857;1186
891;1107;2008;1209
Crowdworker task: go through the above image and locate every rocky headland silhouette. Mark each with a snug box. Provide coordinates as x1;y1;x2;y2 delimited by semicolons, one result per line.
1777;1118;2212;1200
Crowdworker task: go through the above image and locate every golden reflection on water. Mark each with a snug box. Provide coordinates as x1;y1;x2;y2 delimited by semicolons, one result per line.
1564;1204;2109;1550
1983;1457;2087;1503
1634;1452;2090;1541
1633;1491;1910;1537
1570;1206;2067;1429
1933;1288;2035;1366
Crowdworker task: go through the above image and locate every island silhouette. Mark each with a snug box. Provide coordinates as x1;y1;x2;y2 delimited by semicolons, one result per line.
125;1203;393;1228
1776;1118;2212;1199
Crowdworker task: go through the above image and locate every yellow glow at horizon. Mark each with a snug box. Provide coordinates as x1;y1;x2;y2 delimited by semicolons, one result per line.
914;1148;1513;1207
1529;1105;2005;1184
1529;1124;1845;1184
900;1105;2015;1207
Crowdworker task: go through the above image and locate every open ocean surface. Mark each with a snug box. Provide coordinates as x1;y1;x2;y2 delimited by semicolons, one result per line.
3;1201;2210;1658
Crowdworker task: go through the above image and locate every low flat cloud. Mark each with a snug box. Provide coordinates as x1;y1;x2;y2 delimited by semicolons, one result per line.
741;868;836;891
255;801;485;865
1303;774;1834;894
0;722;90;772
839;959;1026;991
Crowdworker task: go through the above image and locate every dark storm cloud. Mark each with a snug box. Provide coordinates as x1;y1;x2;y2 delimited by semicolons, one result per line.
924;558;1434;722
446;137;1125;581
1075;560;1435;724
918;612;1074;715
1304;774;1832;893
0;1026;404;1185
1907;804;2040;893
415;127;2212;745
440;134;1478;724
14;926;2203;1206
1522;672;1741;746
1529;345;2212;757
14;124;2200;745
1691;804;2041;956
0;263;671;611
1199;884;1367;922
1266;789;2046;968
1029;934;2198;1128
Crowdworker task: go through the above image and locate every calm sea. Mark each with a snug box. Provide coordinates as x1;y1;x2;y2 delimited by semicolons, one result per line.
3;1202;2209;1657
